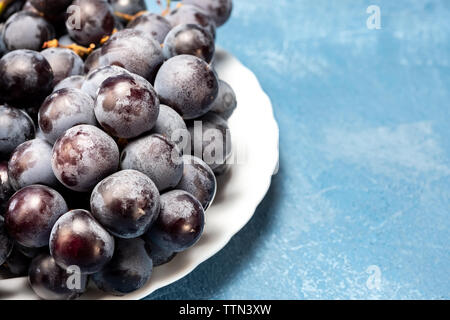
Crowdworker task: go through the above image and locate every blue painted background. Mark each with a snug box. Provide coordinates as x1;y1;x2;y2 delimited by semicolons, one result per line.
144;0;450;299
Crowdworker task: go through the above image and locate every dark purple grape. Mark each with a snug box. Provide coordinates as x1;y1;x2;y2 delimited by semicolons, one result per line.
151;104;188;149
52;75;85;92
29;0;72;16
39;88;96;144
0;162;14;215
0;105;35;157
81;65;131;99
5;185;68;248
49;209;115;274
84;48;102;74
90;169;160;238
2;11;55;51
65;0;115;46
120;134;183;191
127;12;171;44
51;125;120;192
167;4;216;39
94;74;160;139
176;155;216;210
154;55;218;120
146;190;204;252
92;238;152;295
8;139;58;190
143;238;176;267
163;24;215;63
187;112;231;172
41;48;84;86
183;0;232;27
109;0;146;18
0;50;54;107
0;215;13;265
15;242;44;258
209;80;236;119
29;253;88;300
4;245;31;276
98;29;164;83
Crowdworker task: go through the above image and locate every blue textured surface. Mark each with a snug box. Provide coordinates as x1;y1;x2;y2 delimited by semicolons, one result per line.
144;0;450;299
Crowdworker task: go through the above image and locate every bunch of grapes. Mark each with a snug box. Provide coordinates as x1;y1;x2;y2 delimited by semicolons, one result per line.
0;0;237;299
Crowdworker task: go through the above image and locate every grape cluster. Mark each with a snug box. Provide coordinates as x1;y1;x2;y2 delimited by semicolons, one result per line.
0;0;235;299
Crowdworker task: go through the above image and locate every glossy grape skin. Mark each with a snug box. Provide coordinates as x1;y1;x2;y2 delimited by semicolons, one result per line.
29;0;73;16
2;11;55;51
39;88;96;144
121;134;183;192
127;12;171;44
8;139;58;190
65;0;115;46
90;170;160;238
154;55;218;120
163;24;215;63
0;216;13;265
151;104;188;149
98;29;164;82
81;65;131;99
146;190;204;252
52;125;120;192
209;80;237;119
0;162;13;215
0;50;54;107
176;155;216;210
0;105;35;157
187;112;231;172
41;48;84;86
29;253;88;300
4;246;31;276
183;0;232;27
143;238;176;267
167;4;216;39
5;185;68;248
94;74;160;139
52;75;85;92
84;48;102;74
92;238;152;295
49;209;115;274
109;0;146;18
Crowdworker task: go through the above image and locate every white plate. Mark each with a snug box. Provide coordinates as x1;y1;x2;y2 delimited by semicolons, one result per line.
0;48;279;300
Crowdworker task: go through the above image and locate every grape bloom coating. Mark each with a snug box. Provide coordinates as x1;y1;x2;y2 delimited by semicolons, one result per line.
51;125;120;192
0;105;35;156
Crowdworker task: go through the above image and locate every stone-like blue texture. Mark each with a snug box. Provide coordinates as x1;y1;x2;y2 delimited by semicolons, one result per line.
144;0;450;299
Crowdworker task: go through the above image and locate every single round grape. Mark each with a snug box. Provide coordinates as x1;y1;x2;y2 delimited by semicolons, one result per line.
0;50;54;106
29;0;73;16
127;12;171;44
41;48;84;86
29;253;88;300
92;238;152;295
8;139;58;190
52;75;85;92
49;209;115;274
94;73;160;139
5;185;68;248
209;80;237;119
39;88;96;144
151;104;188;150
2;11;55;51
0;105;35;157
52;125;120;192
84;48;102;73
143;238;176;267
90;169;160;238
0;216;13;265
98;29;164;82
4;246;31;276
146;190;204;252
176;155;216;210
187;112;231;172
0;162;14;215
120;134;183;192
81;65;131;99
65;0;115;46
109;0;146;19
183;0;232;27
154;55;218;120
163;24;215;63
167;4;216;39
